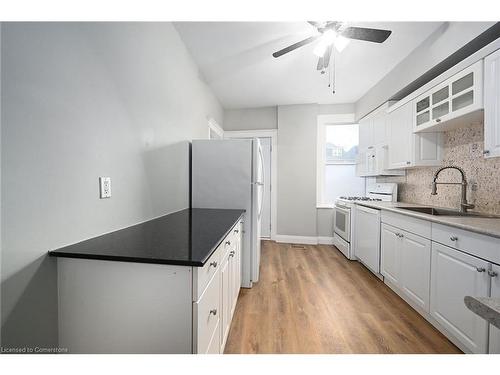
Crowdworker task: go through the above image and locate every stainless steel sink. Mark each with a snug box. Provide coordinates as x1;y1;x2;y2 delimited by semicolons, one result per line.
398;206;500;219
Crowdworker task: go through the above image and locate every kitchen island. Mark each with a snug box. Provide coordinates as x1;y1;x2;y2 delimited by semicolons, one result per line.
49;208;245;354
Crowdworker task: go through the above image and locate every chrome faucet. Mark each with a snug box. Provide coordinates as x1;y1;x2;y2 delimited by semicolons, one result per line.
431;165;475;213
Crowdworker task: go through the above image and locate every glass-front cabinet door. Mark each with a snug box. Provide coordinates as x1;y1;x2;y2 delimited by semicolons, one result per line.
413;60;483;132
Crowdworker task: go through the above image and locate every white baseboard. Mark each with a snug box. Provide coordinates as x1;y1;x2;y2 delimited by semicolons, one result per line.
274;235;318;245
274;235;335;245
317;236;334;245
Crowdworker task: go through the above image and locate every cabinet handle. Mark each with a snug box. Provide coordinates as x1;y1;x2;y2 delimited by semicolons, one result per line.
483;150;490;155
234;229;239;233
210;261;218;268
209;309;217;316
225;240;231;246
450;236;458;242
476;267;486;273
406;161;411;165
488;270;498;277
230;251;235;257
435;118;441;123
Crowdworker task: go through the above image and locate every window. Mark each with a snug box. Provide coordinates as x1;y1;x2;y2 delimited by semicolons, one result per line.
317;115;366;206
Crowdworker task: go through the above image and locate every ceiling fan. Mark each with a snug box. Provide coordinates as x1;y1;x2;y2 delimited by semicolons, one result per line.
272;21;392;71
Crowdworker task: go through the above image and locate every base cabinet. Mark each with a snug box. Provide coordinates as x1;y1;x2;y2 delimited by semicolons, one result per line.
489;264;500;354
381;224;401;286
430;242;489;353
381;223;430;312
219;222;242;352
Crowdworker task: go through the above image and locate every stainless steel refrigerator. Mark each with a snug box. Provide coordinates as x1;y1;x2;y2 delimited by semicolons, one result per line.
191;139;264;288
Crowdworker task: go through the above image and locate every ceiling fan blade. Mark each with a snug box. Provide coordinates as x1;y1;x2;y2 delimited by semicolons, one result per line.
323;44;333;68
317;57;324;71
340;26;392;43
272;35;320;58
307;21;322;28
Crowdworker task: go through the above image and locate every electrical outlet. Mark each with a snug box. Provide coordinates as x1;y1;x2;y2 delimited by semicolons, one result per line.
99;177;112;199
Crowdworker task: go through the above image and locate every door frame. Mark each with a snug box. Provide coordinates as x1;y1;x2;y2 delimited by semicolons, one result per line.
223;129;277;241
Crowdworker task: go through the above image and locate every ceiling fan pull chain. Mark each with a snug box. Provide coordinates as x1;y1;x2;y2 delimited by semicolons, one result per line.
331;52;336;94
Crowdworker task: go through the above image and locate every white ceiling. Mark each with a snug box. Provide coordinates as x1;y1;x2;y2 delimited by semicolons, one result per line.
175;22;443;109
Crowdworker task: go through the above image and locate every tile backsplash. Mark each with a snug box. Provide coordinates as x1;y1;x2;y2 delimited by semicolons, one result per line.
378;123;500;214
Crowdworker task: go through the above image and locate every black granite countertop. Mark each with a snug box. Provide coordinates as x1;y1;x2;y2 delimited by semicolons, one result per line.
49;208;245;267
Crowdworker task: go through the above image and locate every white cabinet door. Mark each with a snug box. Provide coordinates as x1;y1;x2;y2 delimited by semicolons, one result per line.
372;111;388;145
231;227;242;316
430;242;490;353
400;231;431;312
388;101;412;169
381;223;401;286
484;49;500;159
220;253;231;351
354;205;381;274
414;61;483;133
489;264;500;354
358;117;373;152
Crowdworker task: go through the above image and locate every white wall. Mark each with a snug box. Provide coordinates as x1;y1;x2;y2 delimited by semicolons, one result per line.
356;22;495;119
223;107;277;131
275;104;355;239
0;22;223;349
276;104;318;237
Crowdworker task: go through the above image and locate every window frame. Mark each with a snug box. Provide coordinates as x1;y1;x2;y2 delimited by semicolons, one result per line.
316;114;357;208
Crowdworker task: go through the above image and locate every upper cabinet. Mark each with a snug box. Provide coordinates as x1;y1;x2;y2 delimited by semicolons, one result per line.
387;101;443;169
484;48;500;158
357;102;405;177
413;61;484;133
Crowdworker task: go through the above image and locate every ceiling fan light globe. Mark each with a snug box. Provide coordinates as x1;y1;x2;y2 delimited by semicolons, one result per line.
323;29;337;43
313;42;327;57
334;35;350;53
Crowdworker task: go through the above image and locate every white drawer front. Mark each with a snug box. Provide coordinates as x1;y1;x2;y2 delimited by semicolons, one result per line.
432;223;500;265
193;244;222;301
193;272;220;354
381;210;431;239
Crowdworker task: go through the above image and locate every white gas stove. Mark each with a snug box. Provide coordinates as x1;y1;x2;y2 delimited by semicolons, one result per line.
333;183;397;260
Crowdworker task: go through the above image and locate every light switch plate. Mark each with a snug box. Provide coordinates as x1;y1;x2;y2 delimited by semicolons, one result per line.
99;177;112;199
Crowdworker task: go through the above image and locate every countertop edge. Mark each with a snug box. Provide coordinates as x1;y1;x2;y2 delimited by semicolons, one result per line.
464;296;500;329
354;202;500;239
197;211;245;265
48;210;245;267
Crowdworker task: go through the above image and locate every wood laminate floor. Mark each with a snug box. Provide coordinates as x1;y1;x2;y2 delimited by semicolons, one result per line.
224;241;461;354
